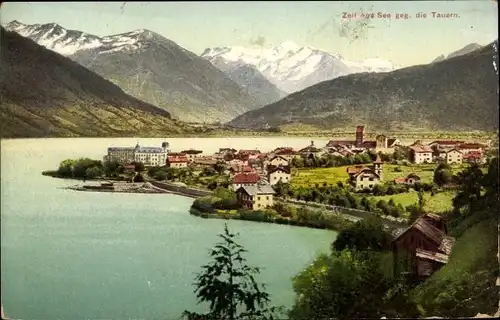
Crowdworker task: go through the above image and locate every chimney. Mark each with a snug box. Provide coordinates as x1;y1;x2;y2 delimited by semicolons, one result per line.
355;126;364;147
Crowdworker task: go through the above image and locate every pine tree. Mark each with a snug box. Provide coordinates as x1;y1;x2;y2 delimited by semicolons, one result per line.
183;224;283;320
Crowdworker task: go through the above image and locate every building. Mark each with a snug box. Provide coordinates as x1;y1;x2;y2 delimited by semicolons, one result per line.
409;144;433;164
428;140;465;150
391;214;455;280
394;173;421;185
192;158;219;169
457;143;486;155
355;125;364;146
236;183;276;210
228;164;255;177
106;142;168;166
238;149;261;157
463;151;486;164
439;148;463;165
106;147;136;164
267;165;291;185
123;164;136;174
181;149;203;162
264;155;289;170
298;141;323;158
228;158;247;167
134;144;169;167
270;147;301;161
347;155;384;190
167;155;189;168
231;172;261;191
375;134;401;153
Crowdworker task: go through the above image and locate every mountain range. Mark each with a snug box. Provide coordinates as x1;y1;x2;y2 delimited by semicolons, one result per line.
5;20;260;123
432;43;483;63
230;40;499;132
0;27;191;138
201;41;402;93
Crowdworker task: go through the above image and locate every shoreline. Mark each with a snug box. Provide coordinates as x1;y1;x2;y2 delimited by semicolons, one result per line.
64;185;202;199
189;207;351;232
3;130;495;140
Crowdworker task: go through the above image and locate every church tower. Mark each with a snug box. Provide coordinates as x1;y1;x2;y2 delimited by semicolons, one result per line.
373;154;384;181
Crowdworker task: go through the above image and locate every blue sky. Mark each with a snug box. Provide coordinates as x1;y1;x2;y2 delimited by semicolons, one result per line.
2;1;498;66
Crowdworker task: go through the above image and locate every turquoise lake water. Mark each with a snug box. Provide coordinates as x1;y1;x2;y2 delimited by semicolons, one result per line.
1;138;337;320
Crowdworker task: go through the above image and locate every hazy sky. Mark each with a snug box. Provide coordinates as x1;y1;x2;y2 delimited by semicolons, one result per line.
2;1;498;66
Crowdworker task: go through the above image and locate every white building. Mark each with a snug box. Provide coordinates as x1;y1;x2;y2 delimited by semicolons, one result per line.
106;142;169;166
106;147;135;164
441;148;463;165
409;145;433;164
267;166;291;186
134;146;168;167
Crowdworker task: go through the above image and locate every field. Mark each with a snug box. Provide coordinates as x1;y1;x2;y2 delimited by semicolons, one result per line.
291;166;350;187
292;164;468;188
368;191;456;213
292;164;465;213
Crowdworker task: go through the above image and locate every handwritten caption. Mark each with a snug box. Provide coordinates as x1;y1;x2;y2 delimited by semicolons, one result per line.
342;12;460;20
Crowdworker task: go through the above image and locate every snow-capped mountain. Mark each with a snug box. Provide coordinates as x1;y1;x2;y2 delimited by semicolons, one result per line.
5;20;162;56
4;20;260;123
202;41;402;93
210;57;287;106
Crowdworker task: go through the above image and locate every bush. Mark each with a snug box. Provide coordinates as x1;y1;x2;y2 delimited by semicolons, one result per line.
239;209;274;222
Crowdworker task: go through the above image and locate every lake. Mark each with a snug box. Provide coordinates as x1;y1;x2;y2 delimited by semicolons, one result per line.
0;138;337;320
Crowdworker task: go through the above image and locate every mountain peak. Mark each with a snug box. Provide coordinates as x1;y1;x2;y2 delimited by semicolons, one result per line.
6;20;24;29
202;42;401;93
275;40;301;52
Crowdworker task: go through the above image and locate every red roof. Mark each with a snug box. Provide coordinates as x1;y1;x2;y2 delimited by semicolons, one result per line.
168;155;188;163
458;143;485;149
326;140;355;147
429;140;464;146
463;152;483;159
233;172;260;184
394;177;407;184
359;141;377;148
238;149;261;155
410;145;433;153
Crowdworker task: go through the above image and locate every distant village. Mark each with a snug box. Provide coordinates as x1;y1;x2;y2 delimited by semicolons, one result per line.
103;126;491;211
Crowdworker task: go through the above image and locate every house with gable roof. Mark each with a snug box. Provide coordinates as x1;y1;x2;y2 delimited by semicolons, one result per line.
267;165;291;185
230;172;260;191
235;182;276;210
391;213;455;280
346;155;384;190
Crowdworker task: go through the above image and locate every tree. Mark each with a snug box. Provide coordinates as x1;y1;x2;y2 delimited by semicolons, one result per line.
453;164;484;214
183;224;283;320
132;161;145;172
289;250;391;320
133;173;145;182
433;163;453;187
85;166;102;179
332;217;393;252
57;159;76;177
103;159;120;177
213;162;227;175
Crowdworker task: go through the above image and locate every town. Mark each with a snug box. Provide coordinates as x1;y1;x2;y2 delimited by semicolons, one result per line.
54;125;484;282
103;126;491;201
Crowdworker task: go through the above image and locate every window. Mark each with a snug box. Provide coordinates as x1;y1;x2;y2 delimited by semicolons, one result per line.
266;196;269;200
369;184;373;188
274;176;277;180
258;204;261;208
369;177;374;181
257;196;261;200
